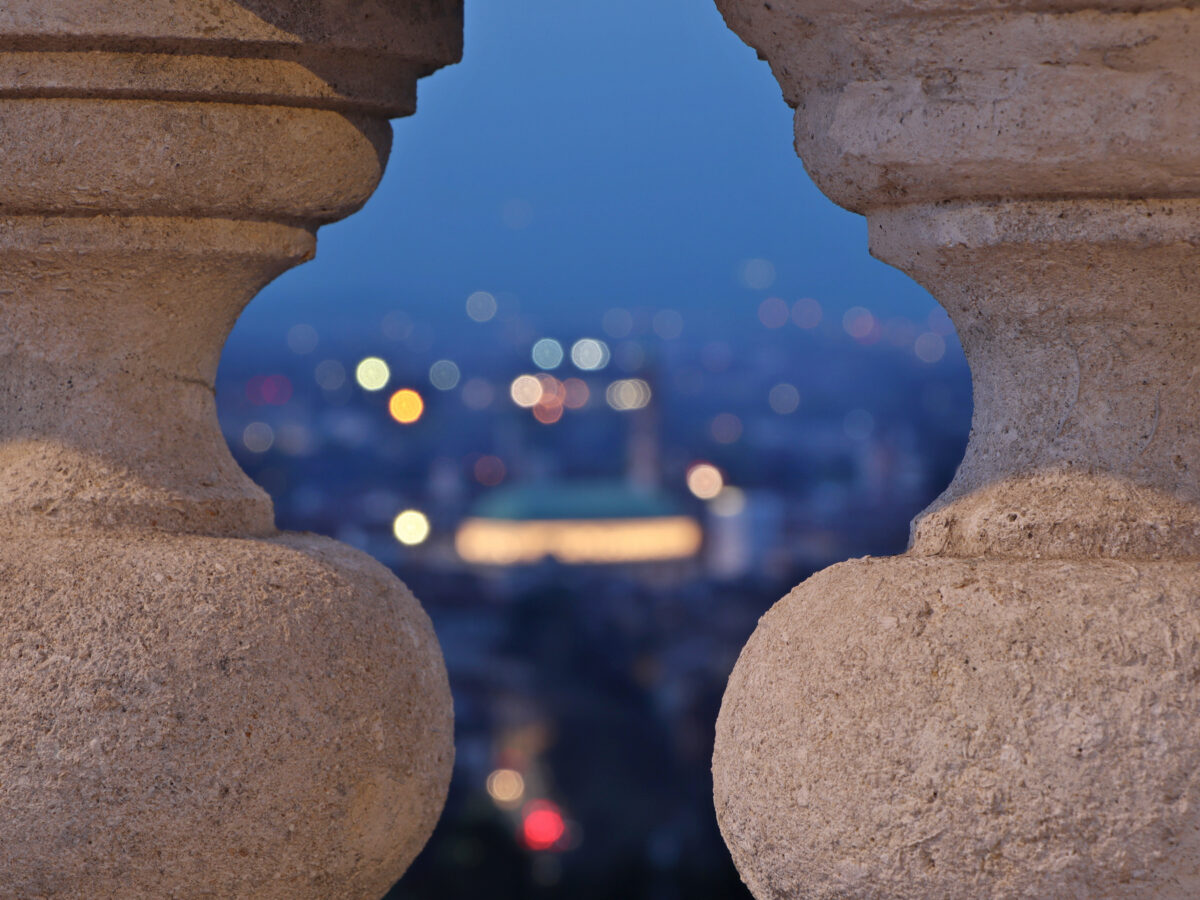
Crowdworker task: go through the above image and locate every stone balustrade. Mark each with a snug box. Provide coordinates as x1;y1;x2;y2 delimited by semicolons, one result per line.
4;1;1197;896
712;1;1200;897
0;2;461;897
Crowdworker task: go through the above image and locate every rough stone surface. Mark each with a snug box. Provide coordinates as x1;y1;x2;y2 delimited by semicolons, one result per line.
0;1;464;93
0;2;462;896
0;533;452;900
874;199;1200;560
715;2;1200;212
0;216;310;537
716;557;1200;900
712;1;1200;897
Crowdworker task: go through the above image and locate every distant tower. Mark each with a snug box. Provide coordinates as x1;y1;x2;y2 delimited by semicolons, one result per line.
626;367;660;491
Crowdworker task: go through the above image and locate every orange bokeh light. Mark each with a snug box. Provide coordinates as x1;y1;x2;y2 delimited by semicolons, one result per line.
389;389;424;424
533;403;564;425
536;375;564;408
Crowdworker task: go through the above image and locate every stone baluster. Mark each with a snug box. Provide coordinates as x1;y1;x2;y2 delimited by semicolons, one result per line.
712;2;1200;897
0;3;461;897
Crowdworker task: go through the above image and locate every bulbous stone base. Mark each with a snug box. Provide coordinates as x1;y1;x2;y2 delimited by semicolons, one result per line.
0;531;453;899
715;556;1200;899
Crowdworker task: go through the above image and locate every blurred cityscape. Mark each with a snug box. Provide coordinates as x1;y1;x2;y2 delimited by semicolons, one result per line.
217;283;972;899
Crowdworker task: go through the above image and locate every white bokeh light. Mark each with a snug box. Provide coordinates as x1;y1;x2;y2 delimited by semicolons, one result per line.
571;338;610;371
466;291;498;323
532;338;565;370
429;359;461;391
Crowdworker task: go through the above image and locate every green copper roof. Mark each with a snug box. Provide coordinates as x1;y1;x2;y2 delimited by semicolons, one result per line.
471;481;683;522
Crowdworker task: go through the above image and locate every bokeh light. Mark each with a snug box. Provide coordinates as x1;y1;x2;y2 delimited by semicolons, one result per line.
532;376;566;424
602;307;633;339
710;413;743;444
571;338;610;371
532;338;565;370
246;374;292;406
389;389;425;425
843;307;877;341
563;378;590;410
534;406;563;425
768;383;801;415
686;463;724;500
914;332;947;363
355;357;390;391
462;377;496;410
275;423;313;457
393;510;431;546
606;379;652;411
466;291;498;323
286;323;319;355
429;359;461;391
740;257;776;290
511;375;544;408
242;422;274;453
486;768;526;807
522;801;566;851
757;297;789;329
314;359;346;391
533;394;565;424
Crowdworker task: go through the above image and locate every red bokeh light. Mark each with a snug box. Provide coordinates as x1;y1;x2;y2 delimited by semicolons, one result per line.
522;800;565;851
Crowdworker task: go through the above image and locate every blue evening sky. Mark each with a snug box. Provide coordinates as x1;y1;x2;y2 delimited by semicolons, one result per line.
228;0;936;348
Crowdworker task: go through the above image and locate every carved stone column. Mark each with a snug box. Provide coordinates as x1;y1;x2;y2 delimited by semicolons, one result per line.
0;3;460;897
712;2;1200;897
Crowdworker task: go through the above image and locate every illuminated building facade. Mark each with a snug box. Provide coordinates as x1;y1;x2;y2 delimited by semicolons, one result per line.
456;483;702;566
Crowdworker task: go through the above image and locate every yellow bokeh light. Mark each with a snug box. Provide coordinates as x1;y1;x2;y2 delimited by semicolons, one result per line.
355;357;391;391
687;463;724;500
389;389;425;425
510;374;544;408
486;768;526;807
393;510;431;546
